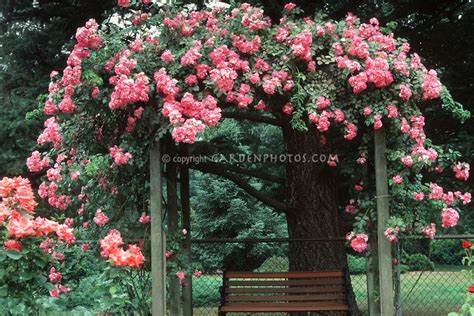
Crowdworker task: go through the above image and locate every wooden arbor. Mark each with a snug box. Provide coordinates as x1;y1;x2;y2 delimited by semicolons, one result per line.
148;128;395;315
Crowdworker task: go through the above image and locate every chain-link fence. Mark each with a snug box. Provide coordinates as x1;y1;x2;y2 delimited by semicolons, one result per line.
395;236;469;316
191;239;368;316
189;236;470;316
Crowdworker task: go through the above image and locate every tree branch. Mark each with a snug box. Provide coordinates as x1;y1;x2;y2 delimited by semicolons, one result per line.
200;161;285;185
190;162;288;212
221;111;283;126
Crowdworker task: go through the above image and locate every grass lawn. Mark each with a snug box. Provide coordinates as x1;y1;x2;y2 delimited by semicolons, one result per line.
193;268;466;316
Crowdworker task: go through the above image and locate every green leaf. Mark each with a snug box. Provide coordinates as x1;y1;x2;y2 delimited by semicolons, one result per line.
109;286;118;295
5;251;22;260
0;286;7;297
19;272;34;281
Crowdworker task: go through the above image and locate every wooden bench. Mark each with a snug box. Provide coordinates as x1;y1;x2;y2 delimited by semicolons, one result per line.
218;270;350;315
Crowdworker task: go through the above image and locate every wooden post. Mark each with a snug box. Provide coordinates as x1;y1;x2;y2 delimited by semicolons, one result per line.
374;127;395;315
363;156;380;316
367;229;380;316
180;144;193;316
150;139;166;316
166;136;181;315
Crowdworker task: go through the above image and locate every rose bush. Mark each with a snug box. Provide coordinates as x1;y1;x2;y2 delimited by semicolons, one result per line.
0;177;75;313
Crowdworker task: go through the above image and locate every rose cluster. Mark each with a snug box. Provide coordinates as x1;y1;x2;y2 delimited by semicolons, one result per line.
100;229;145;267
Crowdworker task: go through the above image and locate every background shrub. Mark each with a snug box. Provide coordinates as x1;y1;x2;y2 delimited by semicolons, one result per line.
403;254;434;271
348;255;366;274
430;239;463;265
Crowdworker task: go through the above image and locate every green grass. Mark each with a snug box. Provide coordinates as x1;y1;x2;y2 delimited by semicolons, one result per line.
192;267;467;316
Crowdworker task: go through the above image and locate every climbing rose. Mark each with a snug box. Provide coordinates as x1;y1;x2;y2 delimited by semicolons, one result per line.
441;208;459;228
392;175;403;184
109;146;132;166
384;227;400;243
387;105;398;118
282;103;294;115
92;86;100;99
81;244;90;252
139;212;151;224
374;114;383;129
284;3;297;10
413;192;425;201
453;162;470;181
93;209;109;226
4;240;22;252
37;117;62;149
401;156;413;167
176;271;186;280
172;119;206;143
421;223;436;239
49;267;63;283
422;70;442;100
117;0;131;7
7;216;36;238
49;284;70;298
27;151;49;172
345;204;358;215
316;96;330;110
44;98;57;115
455;192;471;205
161;50;175;62
100;229;124;256
429;183;444;200
100;229;144;267
348;72;368;93
350;234;368;253
109;72;150;110
399;84;412;100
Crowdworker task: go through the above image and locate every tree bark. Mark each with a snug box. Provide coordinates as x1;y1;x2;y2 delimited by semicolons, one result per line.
283;123;357;315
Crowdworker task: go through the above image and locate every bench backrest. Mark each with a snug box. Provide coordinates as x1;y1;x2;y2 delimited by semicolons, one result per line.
221;271;348;308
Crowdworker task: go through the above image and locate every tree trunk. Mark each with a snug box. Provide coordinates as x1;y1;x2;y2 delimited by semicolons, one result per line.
283;123;357;316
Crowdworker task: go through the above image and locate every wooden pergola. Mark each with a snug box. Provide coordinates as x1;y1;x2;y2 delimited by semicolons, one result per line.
148;127;395;315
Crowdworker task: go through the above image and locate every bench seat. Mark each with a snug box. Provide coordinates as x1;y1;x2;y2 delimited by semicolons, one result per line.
218;271;350;315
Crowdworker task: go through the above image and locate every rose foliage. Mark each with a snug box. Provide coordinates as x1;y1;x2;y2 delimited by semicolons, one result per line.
0;177;74;311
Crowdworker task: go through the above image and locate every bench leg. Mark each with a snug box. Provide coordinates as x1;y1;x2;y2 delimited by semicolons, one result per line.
218;308;225;316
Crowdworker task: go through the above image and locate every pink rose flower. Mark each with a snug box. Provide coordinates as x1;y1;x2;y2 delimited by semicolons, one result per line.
350;234;368;253
441;208;459;228
392;175;403;184
176;271;186;280
139;212;151;224
421;223;436;239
